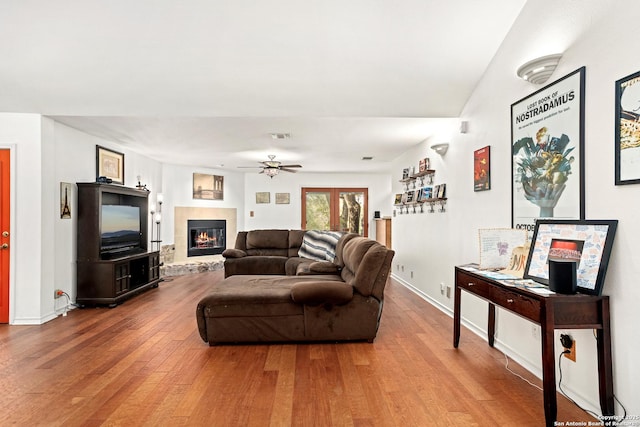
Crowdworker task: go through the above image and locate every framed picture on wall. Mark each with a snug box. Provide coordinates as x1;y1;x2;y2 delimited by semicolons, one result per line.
60;182;72;219
275;192;290;204
96;145;124;184
615;69;640;185
511;67;585;231
474;146;491;191
193;173;224;200
256;192;270;204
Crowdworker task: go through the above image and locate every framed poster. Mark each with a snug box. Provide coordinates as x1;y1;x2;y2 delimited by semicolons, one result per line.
523;219;617;295
615;70;640;185
474;146;491;191
193;173;224;200
511;67;585;232
96;145;124;184
275;192;290;204
256;192;270;204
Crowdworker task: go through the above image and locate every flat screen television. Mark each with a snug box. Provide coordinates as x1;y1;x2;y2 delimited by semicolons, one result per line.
100;204;142;255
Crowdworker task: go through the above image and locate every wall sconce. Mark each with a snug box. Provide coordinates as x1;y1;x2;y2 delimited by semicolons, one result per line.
517;54;562;84
431;143;449;156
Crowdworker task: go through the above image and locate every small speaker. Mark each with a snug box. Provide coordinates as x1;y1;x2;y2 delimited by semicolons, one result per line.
548;259;577;294
374;211;381;219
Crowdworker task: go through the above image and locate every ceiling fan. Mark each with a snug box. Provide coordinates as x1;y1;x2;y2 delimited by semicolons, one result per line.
239;155;302;178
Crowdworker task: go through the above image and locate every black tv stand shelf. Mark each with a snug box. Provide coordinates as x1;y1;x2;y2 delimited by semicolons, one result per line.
76;182;159;307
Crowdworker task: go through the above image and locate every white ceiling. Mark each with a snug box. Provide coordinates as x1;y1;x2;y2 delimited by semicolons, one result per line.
0;0;526;173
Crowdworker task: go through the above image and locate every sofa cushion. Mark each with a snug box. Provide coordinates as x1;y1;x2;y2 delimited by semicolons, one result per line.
298;230;343;261
222;248;246;258
247;229;290;250
290;281;353;305
340;237;392;298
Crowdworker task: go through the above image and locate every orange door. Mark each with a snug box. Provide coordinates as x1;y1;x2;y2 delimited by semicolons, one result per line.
0;149;9;323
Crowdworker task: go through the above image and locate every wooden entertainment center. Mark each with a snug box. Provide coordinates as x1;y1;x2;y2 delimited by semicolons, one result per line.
76;183;160;307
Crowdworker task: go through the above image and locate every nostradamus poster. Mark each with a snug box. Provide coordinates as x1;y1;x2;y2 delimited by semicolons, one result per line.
511;67;585;232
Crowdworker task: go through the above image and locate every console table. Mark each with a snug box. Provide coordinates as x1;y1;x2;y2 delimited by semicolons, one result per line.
453;265;614;427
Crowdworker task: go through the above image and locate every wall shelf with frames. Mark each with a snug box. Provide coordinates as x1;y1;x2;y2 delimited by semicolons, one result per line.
400;169;435;190
396;159;446;215
394;198;447;215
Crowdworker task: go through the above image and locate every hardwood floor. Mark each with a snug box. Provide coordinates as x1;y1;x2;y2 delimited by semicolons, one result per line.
0;271;595;426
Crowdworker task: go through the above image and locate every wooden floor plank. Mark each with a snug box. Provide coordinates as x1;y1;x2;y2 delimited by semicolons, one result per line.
0;270;597;426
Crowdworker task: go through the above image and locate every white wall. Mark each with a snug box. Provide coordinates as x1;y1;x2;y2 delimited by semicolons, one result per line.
0;115;164;324
161;164;245;245
243;172;392;235
0;114;44;324
390;0;638;416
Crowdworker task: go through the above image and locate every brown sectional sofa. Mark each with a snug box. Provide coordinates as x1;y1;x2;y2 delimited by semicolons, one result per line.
222;229;352;277
196;232;395;345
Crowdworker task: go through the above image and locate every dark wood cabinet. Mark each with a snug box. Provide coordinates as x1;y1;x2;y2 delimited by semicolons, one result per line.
76;183;160;307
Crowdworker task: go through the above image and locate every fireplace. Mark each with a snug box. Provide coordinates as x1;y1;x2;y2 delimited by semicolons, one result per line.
187;219;226;257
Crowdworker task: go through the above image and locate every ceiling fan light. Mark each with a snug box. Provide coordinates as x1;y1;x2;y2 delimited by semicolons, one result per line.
264;167;279;178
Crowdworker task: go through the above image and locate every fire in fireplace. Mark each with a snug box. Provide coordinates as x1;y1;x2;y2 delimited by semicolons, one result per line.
187;219;226;257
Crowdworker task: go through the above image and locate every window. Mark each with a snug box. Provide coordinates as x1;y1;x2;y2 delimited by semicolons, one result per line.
301;188;368;236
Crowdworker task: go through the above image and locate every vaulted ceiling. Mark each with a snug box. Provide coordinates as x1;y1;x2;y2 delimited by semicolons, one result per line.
0;1;526;172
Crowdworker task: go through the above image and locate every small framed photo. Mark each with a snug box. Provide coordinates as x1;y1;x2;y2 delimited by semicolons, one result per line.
419;157;430;172
256;192;270;204
402;168;411;180
523;219;618;295
60;182;72;219
96;145;124;184
275;192;290;204
394;193;403;205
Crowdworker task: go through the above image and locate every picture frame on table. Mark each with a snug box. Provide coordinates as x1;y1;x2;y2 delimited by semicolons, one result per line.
511;67;585;230
96;145;125;185
523;219;618;295
615;69;640;185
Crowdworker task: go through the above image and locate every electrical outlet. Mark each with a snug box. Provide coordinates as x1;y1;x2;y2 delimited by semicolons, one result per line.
440;283;445;295
561;334;576;362
54;289;63;299
531;325;540;340
446;285;451;298
410;271;414;279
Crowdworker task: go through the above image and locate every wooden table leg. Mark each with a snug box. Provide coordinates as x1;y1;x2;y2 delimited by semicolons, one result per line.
488;303;495;347
453;285;461;348
541;305;557;427
597;298;615;415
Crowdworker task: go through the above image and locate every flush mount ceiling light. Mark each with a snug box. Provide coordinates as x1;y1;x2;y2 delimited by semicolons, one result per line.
431;143;449;156
517;54;563;84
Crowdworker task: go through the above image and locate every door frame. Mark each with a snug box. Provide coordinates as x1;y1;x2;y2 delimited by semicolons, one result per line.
301;187;369;236
0;145;16;324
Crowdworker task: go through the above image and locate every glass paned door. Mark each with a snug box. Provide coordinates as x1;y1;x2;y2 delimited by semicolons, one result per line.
302;188;368;236
304;190;331;230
